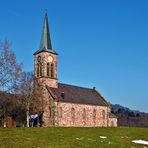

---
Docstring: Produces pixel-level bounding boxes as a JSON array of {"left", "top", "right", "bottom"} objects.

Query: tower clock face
[
  {"left": 37, "top": 56, "right": 41, "bottom": 62},
  {"left": 48, "top": 56, "right": 53, "bottom": 62}
]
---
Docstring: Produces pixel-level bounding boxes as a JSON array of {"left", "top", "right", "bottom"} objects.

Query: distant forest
[{"left": 111, "top": 104, "right": 148, "bottom": 127}]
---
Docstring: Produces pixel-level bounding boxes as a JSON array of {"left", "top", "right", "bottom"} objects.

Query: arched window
[
  {"left": 47, "top": 63, "right": 49, "bottom": 76},
  {"left": 37, "top": 63, "right": 39, "bottom": 77},
  {"left": 39, "top": 63, "right": 42, "bottom": 77},
  {"left": 59, "top": 107, "right": 62, "bottom": 118},
  {"left": 51, "top": 63, "right": 54, "bottom": 78},
  {"left": 102, "top": 110, "right": 105, "bottom": 120},
  {"left": 71, "top": 108, "right": 75, "bottom": 123},
  {"left": 93, "top": 109, "right": 96, "bottom": 120},
  {"left": 82, "top": 108, "right": 86, "bottom": 120}
]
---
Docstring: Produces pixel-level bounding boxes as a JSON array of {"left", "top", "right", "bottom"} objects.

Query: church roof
[
  {"left": 33, "top": 48, "right": 58, "bottom": 55},
  {"left": 48, "top": 83, "right": 109, "bottom": 106},
  {"left": 40, "top": 12, "right": 52, "bottom": 50},
  {"left": 109, "top": 113, "right": 117, "bottom": 118},
  {"left": 34, "top": 13, "right": 55, "bottom": 55}
]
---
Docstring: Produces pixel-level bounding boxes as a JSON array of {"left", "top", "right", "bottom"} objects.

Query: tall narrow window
[
  {"left": 102, "top": 110, "right": 105, "bottom": 120},
  {"left": 59, "top": 107, "right": 62, "bottom": 118},
  {"left": 82, "top": 108, "right": 86, "bottom": 120},
  {"left": 51, "top": 63, "right": 54, "bottom": 78},
  {"left": 47, "top": 63, "right": 49, "bottom": 76},
  {"left": 82, "top": 108, "right": 86, "bottom": 125},
  {"left": 37, "top": 63, "right": 39, "bottom": 77},
  {"left": 39, "top": 63, "right": 42, "bottom": 77},
  {"left": 71, "top": 108, "right": 75, "bottom": 123},
  {"left": 93, "top": 109, "right": 96, "bottom": 123}
]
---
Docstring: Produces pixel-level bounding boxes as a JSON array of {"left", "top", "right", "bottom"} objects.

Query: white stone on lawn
[
  {"left": 76, "top": 137, "right": 83, "bottom": 140},
  {"left": 132, "top": 140, "right": 148, "bottom": 145},
  {"left": 100, "top": 136, "right": 107, "bottom": 139}
]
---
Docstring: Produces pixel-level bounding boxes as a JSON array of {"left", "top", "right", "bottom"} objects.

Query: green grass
[{"left": 0, "top": 127, "right": 148, "bottom": 148}]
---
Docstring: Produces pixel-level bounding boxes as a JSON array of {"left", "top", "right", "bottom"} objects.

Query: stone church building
[{"left": 34, "top": 13, "right": 117, "bottom": 127}]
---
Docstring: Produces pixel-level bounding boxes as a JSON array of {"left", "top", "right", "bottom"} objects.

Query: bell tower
[{"left": 34, "top": 13, "right": 58, "bottom": 88}]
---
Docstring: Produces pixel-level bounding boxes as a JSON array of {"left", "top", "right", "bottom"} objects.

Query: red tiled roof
[{"left": 48, "top": 83, "right": 109, "bottom": 106}]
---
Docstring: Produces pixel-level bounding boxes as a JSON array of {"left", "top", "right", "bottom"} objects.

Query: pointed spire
[{"left": 40, "top": 12, "right": 52, "bottom": 50}]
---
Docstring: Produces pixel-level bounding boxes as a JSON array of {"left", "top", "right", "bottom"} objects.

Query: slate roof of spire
[
  {"left": 47, "top": 83, "right": 109, "bottom": 106},
  {"left": 40, "top": 12, "right": 52, "bottom": 50},
  {"left": 34, "top": 13, "right": 57, "bottom": 55}
]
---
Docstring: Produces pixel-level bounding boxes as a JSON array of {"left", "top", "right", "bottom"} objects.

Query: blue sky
[{"left": 0, "top": 0, "right": 148, "bottom": 112}]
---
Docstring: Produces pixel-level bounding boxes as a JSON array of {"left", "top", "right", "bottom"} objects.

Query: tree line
[{"left": 111, "top": 104, "right": 148, "bottom": 127}]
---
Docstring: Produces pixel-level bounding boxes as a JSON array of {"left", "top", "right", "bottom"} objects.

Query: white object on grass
[
  {"left": 100, "top": 136, "right": 107, "bottom": 139},
  {"left": 76, "top": 137, "right": 84, "bottom": 140},
  {"left": 132, "top": 140, "right": 148, "bottom": 145}
]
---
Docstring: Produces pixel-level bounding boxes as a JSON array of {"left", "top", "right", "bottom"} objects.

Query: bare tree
[
  {"left": 16, "top": 72, "right": 45, "bottom": 127},
  {"left": 0, "top": 39, "right": 22, "bottom": 126},
  {"left": 0, "top": 40, "right": 45, "bottom": 127},
  {"left": 0, "top": 40, "right": 22, "bottom": 92}
]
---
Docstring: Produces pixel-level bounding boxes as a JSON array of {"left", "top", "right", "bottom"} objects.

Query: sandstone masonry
[{"left": 33, "top": 13, "right": 117, "bottom": 127}]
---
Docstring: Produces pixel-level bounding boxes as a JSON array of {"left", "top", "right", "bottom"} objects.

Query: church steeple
[
  {"left": 34, "top": 13, "right": 58, "bottom": 88},
  {"left": 40, "top": 12, "right": 52, "bottom": 51}
]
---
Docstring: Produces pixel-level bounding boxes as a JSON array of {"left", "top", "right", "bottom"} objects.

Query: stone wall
[
  {"left": 42, "top": 87, "right": 56, "bottom": 127},
  {"left": 108, "top": 118, "right": 118, "bottom": 127},
  {"left": 40, "top": 86, "right": 114, "bottom": 127},
  {"left": 34, "top": 51, "right": 58, "bottom": 88},
  {"left": 54, "top": 102, "right": 111, "bottom": 127},
  {"left": 41, "top": 95, "right": 118, "bottom": 127}
]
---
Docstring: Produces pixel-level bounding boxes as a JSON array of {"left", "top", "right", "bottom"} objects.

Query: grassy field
[{"left": 0, "top": 127, "right": 148, "bottom": 148}]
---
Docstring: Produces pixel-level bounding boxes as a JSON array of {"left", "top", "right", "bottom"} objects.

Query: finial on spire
[{"left": 39, "top": 12, "right": 52, "bottom": 51}]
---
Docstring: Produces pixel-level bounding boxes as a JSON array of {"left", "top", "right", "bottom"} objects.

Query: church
[{"left": 34, "top": 13, "right": 117, "bottom": 127}]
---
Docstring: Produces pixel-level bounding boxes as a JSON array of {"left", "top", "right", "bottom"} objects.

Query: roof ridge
[{"left": 59, "top": 83, "right": 94, "bottom": 90}]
